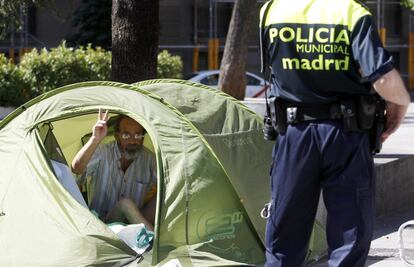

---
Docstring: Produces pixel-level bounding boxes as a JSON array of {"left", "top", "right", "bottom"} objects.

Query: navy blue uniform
[{"left": 259, "top": 0, "right": 393, "bottom": 266}]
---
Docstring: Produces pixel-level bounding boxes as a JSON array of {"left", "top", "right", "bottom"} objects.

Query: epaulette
[{"left": 353, "top": 0, "right": 370, "bottom": 12}]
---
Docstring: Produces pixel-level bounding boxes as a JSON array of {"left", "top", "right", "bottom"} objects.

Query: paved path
[
  {"left": 367, "top": 208, "right": 414, "bottom": 266},
  {"left": 310, "top": 208, "right": 414, "bottom": 267},
  {"left": 366, "top": 101, "right": 414, "bottom": 267},
  {"left": 310, "top": 102, "right": 414, "bottom": 267},
  {"left": 376, "top": 103, "right": 414, "bottom": 164},
  {"left": 243, "top": 98, "right": 414, "bottom": 266}
]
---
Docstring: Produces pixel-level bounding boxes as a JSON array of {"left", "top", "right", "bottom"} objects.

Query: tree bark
[
  {"left": 111, "top": 0, "right": 159, "bottom": 83},
  {"left": 218, "top": 0, "right": 257, "bottom": 100}
]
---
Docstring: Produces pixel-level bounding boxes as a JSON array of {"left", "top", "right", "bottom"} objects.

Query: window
[
  {"left": 246, "top": 74, "right": 261, "bottom": 86},
  {"left": 200, "top": 74, "right": 219, "bottom": 86}
]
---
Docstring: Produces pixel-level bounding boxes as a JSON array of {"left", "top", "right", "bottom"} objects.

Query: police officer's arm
[
  {"left": 374, "top": 69, "right": 410, "bottom": 106},
  {"left": 373, "top": 69, "right": 410, "bottom": 142},
  {"left": 71, "top": 109, "right": 109, "bottom": 175}
]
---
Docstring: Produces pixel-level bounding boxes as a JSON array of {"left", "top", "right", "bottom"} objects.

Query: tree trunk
[
  {"left": 218, "top": 0, "right": 257, "bottom": 100},
  {"left": 111, "top": 0, "right": 159, "bottom": 83}
]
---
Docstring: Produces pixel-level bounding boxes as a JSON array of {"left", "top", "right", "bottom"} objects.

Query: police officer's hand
[
  {"left": 381, "top": 102, "right": 408, "bottom": 143},
  {"left": 92, "top": 108, "right": 109, "bottom": 142}
]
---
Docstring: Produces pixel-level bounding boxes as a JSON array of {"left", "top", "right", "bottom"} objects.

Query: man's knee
[{"left": 118, "top": 197, "right": 136, "bottom": 211}]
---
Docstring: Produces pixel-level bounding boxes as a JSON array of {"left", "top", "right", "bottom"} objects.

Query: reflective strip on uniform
[{"left": 260, "top": 0, "right": 371, "bottom": 32}]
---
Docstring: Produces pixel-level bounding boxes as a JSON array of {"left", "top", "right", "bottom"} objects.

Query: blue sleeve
[{"left": 351, "top": 15, "right": 394, "bottom": 83}]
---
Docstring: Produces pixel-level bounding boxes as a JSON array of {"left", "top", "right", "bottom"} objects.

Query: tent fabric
[
  {"left": 134, "top": 79, "right": 273, "bottom": 242},
  {"left": 51, "top": 160, "right": 88, "bottom": 209},
  {"left": 0, "top": 80, "right": 325, "bottom": 266},
  {"left": 0, "top": 110, "right": 136, "bottom": 266},
  {"left": 0, "top": 81, "right": 269, "bottom": 266}
]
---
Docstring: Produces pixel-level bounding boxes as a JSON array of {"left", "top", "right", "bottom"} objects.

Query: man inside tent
[{"left": 71, "top": 109, "right": 157, "bottom": 231}]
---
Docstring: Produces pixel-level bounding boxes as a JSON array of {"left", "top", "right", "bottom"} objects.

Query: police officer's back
[{"left": 259, "top": 0, "right": 410, "bottom": 266}]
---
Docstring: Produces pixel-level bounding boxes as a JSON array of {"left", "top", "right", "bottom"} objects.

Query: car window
[
  {"left": 184, "top": 73, "right": 199, "bottom": 80},
  {"left": 246, "top": 74, "right": 261, "bottom": 86},
  {"left": 200, "top": 74, "right": 219, "bottom": 86}
]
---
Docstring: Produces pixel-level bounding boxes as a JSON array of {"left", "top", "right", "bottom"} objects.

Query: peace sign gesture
[{"left": 92, "top": 108, "right": 109, "bottom": 142}]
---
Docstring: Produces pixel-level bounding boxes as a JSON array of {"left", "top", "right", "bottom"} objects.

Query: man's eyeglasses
[{"left": 119, "top": 132, "right": 145, "bottom": 140}]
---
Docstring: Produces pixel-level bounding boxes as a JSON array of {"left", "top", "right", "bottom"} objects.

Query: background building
[{"left": 0, "top": 0, "right": 413, "bottom": 89}]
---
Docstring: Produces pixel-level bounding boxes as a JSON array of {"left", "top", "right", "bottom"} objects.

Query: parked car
[{"left": 186, "top": 70, "right": 268, "bottom": 98}]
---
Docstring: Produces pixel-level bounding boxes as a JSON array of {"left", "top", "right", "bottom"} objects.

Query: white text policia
[{"left": 268, "top": 26, "right": 351, "bottom": 71}]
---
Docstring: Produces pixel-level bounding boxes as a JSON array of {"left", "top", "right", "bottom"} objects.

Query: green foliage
[
  {"left": 0, "top": 44, "right": 183, "bottom": 106},
  {"left": 69, "top": 0, "right": 111, "bottom": 49},
  {"left": 401, "top": 0, "right": 414, "bottom": 10},
  {"left": 157, "top": 50, "right": 183, "bottom": 79},
  {"left": 0, "top": 0, "right": 51, "bottom": 37},
  {"left": 0, "top": 54, "right": 30, "bottom": 106},
  {"left": 0, "top": 1, "right": 27, "bottom": 37},
  {"left": 19, "top": 42, "right": 111, "bottom": 96}
]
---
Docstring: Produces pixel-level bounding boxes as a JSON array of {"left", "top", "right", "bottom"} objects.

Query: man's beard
[{"left": 119, "top": 144, "right": 142, "bottom": 160}]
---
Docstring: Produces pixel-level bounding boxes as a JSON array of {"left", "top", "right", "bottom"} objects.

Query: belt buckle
[{"left": 286, "top": 107, "right": 298, "bottom": 123}]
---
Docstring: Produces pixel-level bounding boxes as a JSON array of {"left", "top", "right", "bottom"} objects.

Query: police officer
[{"left": 259, "top": 0, "right": 410, "bottom": 266}]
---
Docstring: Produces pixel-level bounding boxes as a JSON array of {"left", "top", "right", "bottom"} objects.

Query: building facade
[{"left": 0, "top": 0, "right": 413, "bottom": 88}]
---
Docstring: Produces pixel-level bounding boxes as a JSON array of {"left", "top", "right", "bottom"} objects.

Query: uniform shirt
[
  {"left": 260, "top": 0, "right": 394, "bottom": 104},
  {"left": 84, "top": 142, "right": 157, "bottom": 219}
]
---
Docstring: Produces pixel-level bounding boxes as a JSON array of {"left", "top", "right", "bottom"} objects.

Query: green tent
[{"left": 0, "top": 80, "right": 325, "bottom": 266}]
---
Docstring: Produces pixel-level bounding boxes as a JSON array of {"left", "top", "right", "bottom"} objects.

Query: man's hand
[
  {"left": 92, "top": 108, "right": 109, "bottom": 142},
  {"left": 381, "top": 103, "right": 408, "bottom": 143},
  {"left": 71, "top": 108, "right": 109, "bottom": 175}
]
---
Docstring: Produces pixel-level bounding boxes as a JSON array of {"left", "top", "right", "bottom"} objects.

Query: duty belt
[
  {"left": 269, "top": 98, "right": 361, "bottom": 135},
  {"left": 285, "top": 103, "right": 343, "bottom": 124},
  {"left": 265, "top": 96, "right": 386, "bottom": 154}
]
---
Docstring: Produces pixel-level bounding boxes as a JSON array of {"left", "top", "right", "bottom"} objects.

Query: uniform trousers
[{"left": 265, "top": 120, "right": 375, "bottom": 267}]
